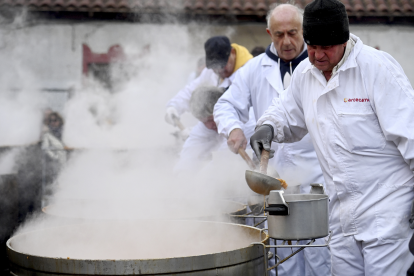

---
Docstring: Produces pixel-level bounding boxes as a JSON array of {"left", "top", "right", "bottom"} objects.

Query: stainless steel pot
[
  {"left": 265, "top": 183, "right": 329, "bottom": 240},
  {"left": 7, "top": 220, "right": 268, "bottom": 275}
]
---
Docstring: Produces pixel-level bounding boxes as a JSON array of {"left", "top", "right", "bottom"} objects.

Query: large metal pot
[
  {"left": 0, "top": 174, "right": 18, "bottom": 243},
  {"left": 7, "top": 220, "right": 268, "bottom": 275},
  {"left": 0, "top": 144, "right": 43, "bottom": 222},
  {"left": 0, "top": 173, "right": 18, "bottom": 273},
  {"left": 265, "top": 183, "right": 329, "bottom": 240}
]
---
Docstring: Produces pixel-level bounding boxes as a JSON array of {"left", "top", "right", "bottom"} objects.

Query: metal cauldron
[
  {"left": 265, "top": 183, "right": 329, "bottom": 240},
  {"left": 7, "top": 220, "right": 268, "bottom": 275},
  {"left": 0, "top": 173, "right": 18, "bottom": 273}
]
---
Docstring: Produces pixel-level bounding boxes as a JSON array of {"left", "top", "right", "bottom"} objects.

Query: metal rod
[
  {"left": 269, "top": 231, "right": 332, "bottom": 248},
  {"left": 264, "top": 231, "right": 332, "bottom": 273},
  {"left": 230, "top": 214, "right": 267, "bottom": 218},
  {"left": 267, "top": 241, "right": 309, "bottom": 271},
  {"left": 254, "top": 218, "right": 267, "bottom": 227},
  {"left": 269, "top": 243, "right": 327, "bottom": 248},
  {"left": 230, "top": 211, "right": 254, "bottom": 217},
  {"left": 251, "top": 242, "right": 268, "bottom": 276}
]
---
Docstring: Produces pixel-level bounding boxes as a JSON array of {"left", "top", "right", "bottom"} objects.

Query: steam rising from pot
[{"left": 2, "top": 18, "right": 258, "bottom": 259}]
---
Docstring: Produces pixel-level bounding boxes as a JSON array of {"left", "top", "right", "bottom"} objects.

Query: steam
[
  {"left": 11, "top": 221, "right": 261, "bottom": 259},
  {"left": 0, "top": 148, "right": 20, "bottom": 175},
  {"left": 2, "top": 15, "right": 260, "bottom": 262},
  {"left": 0, "top": 91, "right": 44, "bottom": 147}
]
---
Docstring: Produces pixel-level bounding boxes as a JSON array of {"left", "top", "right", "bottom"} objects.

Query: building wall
[{"left": 0, "top": 21, "right": 413, "bottom": 112}]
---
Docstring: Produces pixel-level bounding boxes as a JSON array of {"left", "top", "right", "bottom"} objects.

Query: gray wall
[{"left": 0, "top": 21, "right": 413, "bottom": 112}]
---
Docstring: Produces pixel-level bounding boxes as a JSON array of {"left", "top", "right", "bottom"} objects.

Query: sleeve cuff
[{"left": 227, "top": 125, "right": 244, "bottom": 137}]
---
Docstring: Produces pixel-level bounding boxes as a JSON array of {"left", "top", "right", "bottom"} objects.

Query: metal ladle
[
  {"left": 237, "top": 148, "right": 256, "bottom": 170},
  {"left": 245, "top": 150, "right": 288, "bottom": 195},
  {"left": 172, "top": 116, "right": 186, "bottom": 131}
]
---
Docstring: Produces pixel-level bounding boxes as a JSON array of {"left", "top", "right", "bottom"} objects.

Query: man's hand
[
  {"left": 179, "top": 128, "right": 191, "bottom": 141},
  {"left": 250, "top": 124, "right": 275, "bottom": 160},
  {"left": 165, "top": 106, "right": 179, "bottom": 126},
  {"left": 227, "top": 128, "right": 247, "bottom": 154}
]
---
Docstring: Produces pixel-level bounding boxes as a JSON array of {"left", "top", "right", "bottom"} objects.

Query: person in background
[
  {"left": 45, "top": 112, "right": 64, "bottom": 140},
  {"left": 186, "top": 56, "right": 206, "bottom": 84},
  {"left": 409, "top": 236, "right": 414, "bottom": 275},
  {"left": 214, "top": 3, "right": 330, "bottom": 275},
  {"left": 42, "top": 112, "right": 66, "bottom": 195},
  {"left": 165, "top": 36, "right": 253, "bottom": 134},
  {"left": 251, "top": 46, "right": 266, "bottom": 57},
  {"left": 250, "top": 0, "right": 414, "bottom": 274},
  {"left": 174, "top": 85, "right": 256, "bottom": 173}
]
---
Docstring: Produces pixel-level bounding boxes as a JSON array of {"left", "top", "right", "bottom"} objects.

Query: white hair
[
  {"left": 266, "top": 1, "right": 304, "bottom": 28},
  {"left": 190, "top": 86, "right": 225, "bottom": 120}
]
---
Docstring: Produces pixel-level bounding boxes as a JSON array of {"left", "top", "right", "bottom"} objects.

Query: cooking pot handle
[
  {"left": 310, "top": 183, "right": 325, "bottom": 195},
  {"left": 264, "top": 204, "right": 289, "bottom": 216}
]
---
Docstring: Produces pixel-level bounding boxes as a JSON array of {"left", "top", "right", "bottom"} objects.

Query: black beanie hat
[{"left": 303, "top": 0, "right": 349, "bottom": 46}]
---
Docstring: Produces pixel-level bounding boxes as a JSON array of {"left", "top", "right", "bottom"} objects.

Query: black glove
[
  {"left": 250, "top": 124, "right": 275, "bottom": 161},
  {"left": 409, "top": 200, "right": 414, "bottom": 229}
]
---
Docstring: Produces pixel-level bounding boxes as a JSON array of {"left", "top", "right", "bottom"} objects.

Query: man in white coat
[
  {"left": 251, "top": 0, "right": 414, "bottom": 274},
  {"left": 174, "top": 85, "right": 256, "bottom": 173},
  {"left": 173, "top": 37, "right": 255, "bottom": 173},
  {"left": 165, "top": 36, "right": 252, "bottom": 130},
  {"left": 213, "top": 4, "right": 330, "bottom": 276}
]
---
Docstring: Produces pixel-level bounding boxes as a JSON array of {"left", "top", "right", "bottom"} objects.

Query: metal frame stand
[
  {"left": 252, "top": 230, "right": 332, "bottom": 276},
  {"left": 231, "top": 203, "right": 332, "bottom": 276}
]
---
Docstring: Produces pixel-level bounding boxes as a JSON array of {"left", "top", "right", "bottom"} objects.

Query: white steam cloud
[{"left": 3, "top": 17, "right": 261, "bottom": 262}]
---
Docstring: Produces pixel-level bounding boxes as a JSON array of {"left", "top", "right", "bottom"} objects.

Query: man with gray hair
[
  {"left": 174, "top": 85, "right": 255, "bottom": 173},
  {"left": 214, "top": 2, "right": 331, "bottom": 275}
]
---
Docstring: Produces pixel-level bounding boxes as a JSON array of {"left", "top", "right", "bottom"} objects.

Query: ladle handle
[
  {"left": 172, "top": 116, "right": 186, "bottom": 131},
  {"left": 260, "top": 150, "right": 270, "bottom": 174},
  {"left": 238, "top": 148, "right": 256, "bottom": 170}
]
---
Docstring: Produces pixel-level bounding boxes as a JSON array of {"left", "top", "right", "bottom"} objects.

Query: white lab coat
[
  {"left": 175, "top": 109, "right": 256, "bottom": 174},
  {"left": 214, "top": 52, "right": 330, "bottom": 276},
  {"left": 258, "top": 33, "right": 414, "bottom": 275},
  {"left": 214, "top": 51, "right": 326, "bottom": 190},
  {"left": 167, "top": 67, "right": 219, "bottom": 115},
  {"left": 174, "top": 66, "right": 256, "bottom": 173}
]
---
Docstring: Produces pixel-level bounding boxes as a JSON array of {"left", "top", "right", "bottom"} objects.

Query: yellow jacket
[{"left": 231, "top": 43, "right": 253, "bottom": 74}]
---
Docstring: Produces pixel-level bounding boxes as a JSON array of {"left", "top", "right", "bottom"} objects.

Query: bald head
[
  {"left": 266, "top": 3, "right": 305, "bottom": 62},
  {"left": 267, "top": 4, "right": 303, "bottom": 28}
]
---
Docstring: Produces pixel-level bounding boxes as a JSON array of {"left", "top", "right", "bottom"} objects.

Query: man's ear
[{"left": 266, "top": 28, "right": 271, "bottom": 37}]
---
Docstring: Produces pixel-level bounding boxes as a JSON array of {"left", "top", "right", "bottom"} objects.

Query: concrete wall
[{"left": 0, "top": 21, "right": 413, "bottom": 112}]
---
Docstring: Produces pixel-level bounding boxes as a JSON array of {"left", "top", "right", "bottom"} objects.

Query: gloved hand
[
  {"left": 250, "top": 124, "right": 275, "bottom": 161},
  {"left": 409, "top": 200, "right": 414, "bottom": 229},
  {"left": 165, "top": 106, "right": 180, "bottom": 126}
]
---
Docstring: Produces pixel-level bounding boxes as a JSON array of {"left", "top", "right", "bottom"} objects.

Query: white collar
[{"left": 331, "top": 36, "right": 356, "bottom": 75}]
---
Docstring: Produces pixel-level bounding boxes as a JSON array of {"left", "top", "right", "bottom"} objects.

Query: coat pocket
[
  {"left": 375, "top": 184, "right": 413, "bottom": 242},
  {"left": 337, "top": 112, "right": 386, "bottom": 152}
]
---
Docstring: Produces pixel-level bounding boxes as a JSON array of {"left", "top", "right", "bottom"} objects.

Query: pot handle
[
  {"left": 264, "top": 204, "right": 289, "bottom": 216},
  {"left": 265, "top": 190, "right": 289, "bottom": 215},
  {"left": 310, "top": 183, "right": 325, "bottom": 195}
]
